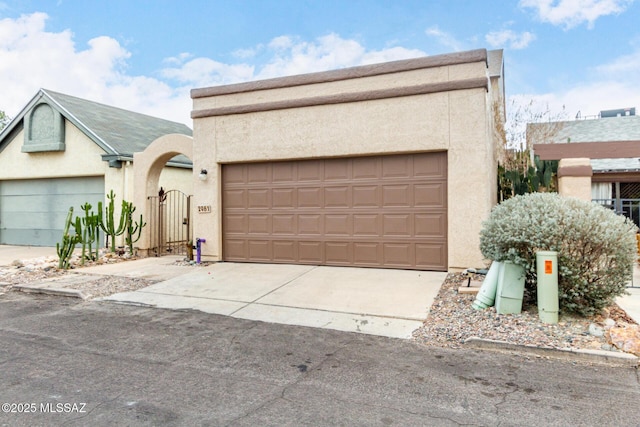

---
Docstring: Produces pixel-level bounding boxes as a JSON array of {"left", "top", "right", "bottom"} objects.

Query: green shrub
[{"left": 480, "top": 193, "right": 638, "bottom": 316}]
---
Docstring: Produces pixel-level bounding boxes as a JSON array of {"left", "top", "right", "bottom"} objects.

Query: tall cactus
[
  {"left": 56, "top": 207, "right": 81, "bottom": 269},
  {"left": 123, "top": 201, "right": 146, "bottom": 255},
  {"left": 80, "top": 203, "right": 100, "bottom": 265},
  {"left": 98, "top": 190, "right": 126, "bottom": 253}
]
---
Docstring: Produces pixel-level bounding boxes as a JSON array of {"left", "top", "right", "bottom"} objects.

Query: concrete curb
[
  {"left": 13, "top": 284, "right": 86, "bottom": 300},
  {"left": 464, "top": 337, "right": 639, "bottom": 367}
]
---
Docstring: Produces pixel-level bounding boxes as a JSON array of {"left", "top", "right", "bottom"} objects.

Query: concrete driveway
[
  {"left": 0, "top": 246, "right": 447, "bottom": 339},
  {"left": 99, "top": 261, "right": 447, "bottom": 339}
]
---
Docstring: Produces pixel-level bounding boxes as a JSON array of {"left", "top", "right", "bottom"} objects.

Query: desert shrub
[{"left": 480, "top": 193, "right": 638, "bottom": 316}]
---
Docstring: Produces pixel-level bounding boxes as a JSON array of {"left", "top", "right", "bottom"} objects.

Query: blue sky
[{"left": 1, "top": 0, "right": 639, "bottom": 126}]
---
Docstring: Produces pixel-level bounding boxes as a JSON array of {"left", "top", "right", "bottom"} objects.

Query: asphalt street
[{"left": 0, "top": 292, "right": 638, "bottom": 427}]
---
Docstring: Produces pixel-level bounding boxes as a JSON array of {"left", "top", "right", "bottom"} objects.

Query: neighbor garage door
[
  {"left": 222, "top": 152, "right": 447, "bottom": 270},
  {"left": 0, "top": 177, "right": 104, "bottom": 246}
]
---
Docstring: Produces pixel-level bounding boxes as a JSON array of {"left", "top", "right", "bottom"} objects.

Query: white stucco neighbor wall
[{"left": 191, "top": 49, "right": 502, "bottom": 269}]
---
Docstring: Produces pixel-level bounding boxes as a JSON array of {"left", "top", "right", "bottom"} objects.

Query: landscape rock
[
  {"left": 588, "top": 323, "right": 605, "bottom": 337},
  {"left": 607, "top": 324, "right": 640, "bottom": 356}
]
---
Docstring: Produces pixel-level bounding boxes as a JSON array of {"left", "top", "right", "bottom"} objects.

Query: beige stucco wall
[
  {"left": 192, "top": 53, "right": 499, "bottom": 269},
  {"left": 0, "top": 122, "right": 107, "bottom": 180},
  {"left": 557, "top": 158, "right": 593, "bottom": 201},
  {"left": 159, "top": 166, "right": 194, "bottom": 195}
]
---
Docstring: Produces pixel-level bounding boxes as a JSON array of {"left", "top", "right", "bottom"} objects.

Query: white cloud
[
  {"left": 163, "top": 52, "right": 193, "bottom": 65},
  {"left": 595, "top": 49, "right": 640, "bottom": 74},
  {"left": 519, "top": 0, "right": 635, "bottom": 29},
  {"left": 511, "top": 52, "right": 640, "bottom": 123},
  {"left": 425, "top": 25, "right": 464, "bottom": 51},
  {"left": 228, "top": 33, "right": 424, "bottom": 81},
  {"left": 232, "top": 45, "right": 262, "bottom": 59},
  {"left": 161, "top": 57, "right": 255, "bottom": 87},
  {"left": 0, "top": 12, "right": 190, "bottom": 124},
  {"left": 486, "top": 30, "right": 536, "bottom": 49},
  {"left": 0, "top": 15, "right": 427, "bottom": 126}
]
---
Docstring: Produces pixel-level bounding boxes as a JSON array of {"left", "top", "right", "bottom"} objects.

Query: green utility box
[
  {"left": 495, "top": 261, "right": 525, "bottom": 314},
  {"left": 536, "top": 251, "right": 559, "bottom": 324}
]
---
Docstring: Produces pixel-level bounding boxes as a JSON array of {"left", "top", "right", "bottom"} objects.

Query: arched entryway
[{"left": 133, "top": 133, "right": 194, "bottom": 256}]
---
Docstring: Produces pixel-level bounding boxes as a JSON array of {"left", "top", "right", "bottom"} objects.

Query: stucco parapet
[
  {"left": 192, "top": 78, "right": 488, "bottom": 119},
  {"left": 191, "top": 49, "right": 488, "bottom": 99}
]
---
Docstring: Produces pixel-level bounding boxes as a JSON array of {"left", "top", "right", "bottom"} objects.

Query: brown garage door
[{"left": 222, "top": 152, "right": 447, "bottom": 270}]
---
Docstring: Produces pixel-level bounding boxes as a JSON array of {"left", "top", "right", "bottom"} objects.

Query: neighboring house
[
  {"left": 158, "top": 48, "right": 503, "bottom": 271},
  {"left": 0, "top": 89, "right": 193, "bottom": 246},
  {"left": 530, "top": 107, "right": 640, "bottom": 226}
]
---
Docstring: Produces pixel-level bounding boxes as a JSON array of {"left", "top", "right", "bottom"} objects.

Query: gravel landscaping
[{"left": 412, "top": 272, "right": 638, "bottom": 355}]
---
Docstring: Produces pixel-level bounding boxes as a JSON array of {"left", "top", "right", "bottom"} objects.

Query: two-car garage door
[
  {"left": 222, "top": 152, "right": 447, "bottom": 271},
  {"left": 0, "top": 177, "right": 104, "bottom": 247}
]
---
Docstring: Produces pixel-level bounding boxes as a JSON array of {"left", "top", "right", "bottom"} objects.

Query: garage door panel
[
  {"left": 298, "top": 215, "right": 322, "bottom": 235},
  {"left": 273, "top": 215, "right": 296, "bottom": 235},
  {"left": 247, "top": 215, "right": 269, "bottom": 234},
  {"left": 324, "top": 159, "right": 349, "bottom": 181},
  {"left": 414, "top": 153, "right": 447, "bottom": 177},
  {"left": 415, "top": 213, "right": 447, "bottom": 238},
  {"left": 298, "top": 241, "right": 322, "bottom": 263},
  {"left": 383, "top": 243, "right": 412, "bottom": 267},
  {"left": 247, "top": 163, "right": 270, "bottom": 184},
  {"left": 325, "top": 214, "right": 351, "bottom": 236},
  {"left": 248, "top": 240, "right": 270, "bottom": 260},
  {"left": 273, "top": 241, "right": 296, "bottom": 261},
  {"left": 416, "top": 244, "right": 447, "bottom": 269},
  {"left": 383, "top": 214, "right": 412, "bottom": 237},
  {"left": 1, "top": 211, "right": 66, "bottom": 229},
  {"left": 247, "top": 189, "right": 269, "bottom": 209},
  {"left": 223, "top": 189, "right": 246, "bottom": 209},
  {"left": 298, "top": 188, "right": 322, "bottom": 208},
  {"left": 273, "top": 188, "right": 295, "bottom": 208},
  {"left": 298, "top": 162, "right": 321, "bottom": 181},
  {"left": 222, "top": 165, "right": 245, "bottom": 184},
  {"left": 353, "top": 185, "right": 379, "bottom": 208},
  {"left": 272, "top": 162, "right": 296, "bottom": 182},
  {"left": 224, "top": 239, "right": 247, "bottom": 260},
  {"left": 324, "top": 186, "right": 350, "bottom": 208},
  {"left": 353, "top": 214, "right": 380, "bottom": 236},
  {"left": 0, "top": 177, "right": 104, "bottom": 246},
  {"left": 415, "top": 183, "right": 446, "bottom": 207},
  {"left": 326, "top": 242, "right": 351, "bottom": 264},
  {"left": 353, "top": 242, "right": 381, "bottom": 265},
  {"left": 352, "top": 157, "right": 379, "bottom": 179},
  {"left": 224, "top": 214, "right": 246, "bottom": 234},
  {"left": 382, "top": 156, "right": 411, "bottom": 179},
  {"left": 222, "top": 152, "right": 447, "bottom": 270},
  {"left": 382, "top": 184, "right": 412, "bottom": 207}
]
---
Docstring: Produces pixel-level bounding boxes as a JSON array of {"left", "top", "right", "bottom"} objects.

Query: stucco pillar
[
  {"left": 557, "top": 158, "right": 592, "bottom": 201},
  {"left": 132, "top": 134, "right": 193, "bottom": 256}
]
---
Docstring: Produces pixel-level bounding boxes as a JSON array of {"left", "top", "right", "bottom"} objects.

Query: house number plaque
[{"left": 197, "top": 205, "right": 212, "bottom": 213}]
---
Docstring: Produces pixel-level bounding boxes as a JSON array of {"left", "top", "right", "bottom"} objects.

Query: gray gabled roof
[
  {"left": 0, "top": 89, "right": 192, "bottom": 166},
  {"left": 529, "top": 114, "right": 640, "bottom": 173},
  {"left": 559, "top": 115, "right": 640, "bottom": 173},
  {"left": 548, "top": 115, "right": 640, "bottom": 143}
]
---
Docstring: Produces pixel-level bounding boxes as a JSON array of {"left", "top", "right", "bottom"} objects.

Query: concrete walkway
[{"left": 97, "top": 261, "right": 447, "bottom": 339}]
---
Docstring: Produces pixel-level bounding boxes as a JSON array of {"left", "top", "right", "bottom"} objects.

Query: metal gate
[{"left": 148, "top": 188, "right": 193, "bottom": 256}]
